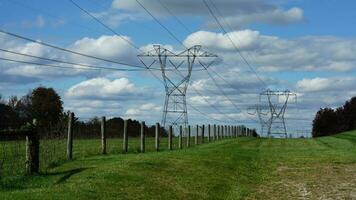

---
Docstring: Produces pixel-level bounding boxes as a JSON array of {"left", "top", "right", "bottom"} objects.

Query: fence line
[{"left": 0, "top": 112, "right": 256, "bottom": 178}]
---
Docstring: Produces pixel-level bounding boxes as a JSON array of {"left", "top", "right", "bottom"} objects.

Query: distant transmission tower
[
  {"left": 249, "top": 89, "right": 297, "bottom": 138},
  {"left": 138, "top": 45, "right": 217, "bottom": 129}
]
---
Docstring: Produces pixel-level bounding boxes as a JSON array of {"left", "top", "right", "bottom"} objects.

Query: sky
[{"left": 1, "top": 0, "right": 356, "bottom": 137}]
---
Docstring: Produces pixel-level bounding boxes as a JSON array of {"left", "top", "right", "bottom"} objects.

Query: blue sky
[{"left": 1, "top": 0, "right": 356, "bottom": 137}]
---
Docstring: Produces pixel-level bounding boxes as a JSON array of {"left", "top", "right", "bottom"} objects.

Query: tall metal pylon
[
  {"left": 248, "top": 89, "right": 297, "bottom": 138},
  {"left": 138, "top": 45, "right": 218, "bottom": 130}
]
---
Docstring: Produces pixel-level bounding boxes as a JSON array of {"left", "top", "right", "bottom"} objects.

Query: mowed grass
[
  {"left": 0, "top": 137, "right": 184, "bottom": 176},
  {"left": 1, "top": 131, "right": 356, "bottom": 199}
]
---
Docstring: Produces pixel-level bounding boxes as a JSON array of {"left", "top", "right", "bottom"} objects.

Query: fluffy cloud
[
  {"left": 296, "top": 77, "right": 331, "bottom": 92},
  {"left": 297, "top": 77, "right": 356, "bottom": 93},
  {"left": 125, "top": 103, "right": 161, "bottom": 116},
  {"left": 0, "top": 34, "right": 141, "bottom": 82},
  {"left": 183, "top": 30, "right": 356, "bottom": 72},
  {"left": 66, "top": 77, "right": 143, "bottom": 100},
  {"left": 69, "top": 35, "right": 138, "bottom": 64},
  {"left": 109, "top": 0, "right": 303, "bottom": 27},
  {"left": 184, "top": 30, "right": 259, "bottom": 51}
]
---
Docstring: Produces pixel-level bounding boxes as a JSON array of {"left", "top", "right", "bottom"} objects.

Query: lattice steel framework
[
  {"left": 138, "top": 45, "right": 217, "bottom": 129},
  {"left": 249, "top": 89, "right": 297, "bottom": 138}
]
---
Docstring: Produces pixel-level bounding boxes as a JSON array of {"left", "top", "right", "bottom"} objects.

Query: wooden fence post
[
  {"left": 228, "top": 126, "right": 230, "bottom": 138},
  {"left": 208, "top": 124, "right": 211, "bottom": 142},
  {"left": 179, "top": 125, "right": 183, "bottom": 149},
  {"left": 221, "top": 125, "right": 224, "bottom": 139},
  {"left": 201, "top": 125, "right": 205, "bottom": 144},
  {"left": 155, "top": 123, "right": 160, "bottom": 151},
  {"left": 229, "top": 126, "right": 234, "bottom": 138},
  {"left": 224, "top": 125, "right": 227, "bottom": 139},
  {"left": 123, "top": 120, "right": 128, "bottom": 153},
  {"left": 225, "top": 125, "right": 228, "bottom": 139},
  {"left": 26, "top": 130, "right": 39, "bottom": 175},
  {"left": 232, "top": 126, "right": 234, "bottom": 138},
  {"left": 140, "top": 121, "right": 145, "bottom": 153},
  {"left": 101, "top": 116, "right": 106, "bottom": 154},
  {"left": 213, "top": 124, "right": 216, "bottom": 141},
  {"left": 195, "top": 125, "right": 199, "bottom": 145},
  {"left": 66, "top": 112, "right": 74, "bottom": 160},
  {"left": 168, "top": 125, "right": 173, "bottom": 150},
  {"left": 225, "top": 125, "right": 229, "bottom": 138},
  {"left": 187, "top": 125, "right": 191, "bottom": 147},
  {"left": 217, "top": 125, "right": 220, "bottom": 140}
]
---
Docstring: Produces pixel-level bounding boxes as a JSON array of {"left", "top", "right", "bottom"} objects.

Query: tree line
[
  {"left": 312, "top": 96, "right": 356, "bottom": 137},
  {"left": 0, "top": 87, "right": 167, "bottom": 139}
]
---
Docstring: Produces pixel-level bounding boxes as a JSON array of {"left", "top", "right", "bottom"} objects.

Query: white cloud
[
  {"left": 0, "top": 34, "right": 142, "bottom": 82},
  {"left": 297, "top": 77, "right": 356, "bottom": 93},
  {"left": 297, "top": 77, "right": 331, "bottom": 92},
  {"left": 66, "top": 77, "right": 139, "bottom": 99},
  {"left": 69, "top": 35, "right": 138, "bottom": 64},
  {"left": 184, "top": 30, "right": 259, "bottom": 51},
  {"left": 125, "top": 103, "right": 161, "bottom": 116},
  {"left": 183, "top": 31, "right": 356, "bottom": 72}
]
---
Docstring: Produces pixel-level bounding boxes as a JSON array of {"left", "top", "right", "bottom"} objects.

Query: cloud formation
[
  {"left": 66, "top": 77, "right": 144, "bottom": 100},
  {"left": 183, "top": 30, "right": 356, "bottom": 72},
  {"left": 100, "top": 0, "right": 304, "bottom": 28}
]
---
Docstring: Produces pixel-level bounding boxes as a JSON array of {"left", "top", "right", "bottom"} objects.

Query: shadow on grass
[
  {"left": 0, "top": 167, "right": 90, "bottom": 191},
  {"left": 54, "top": 168, "right": 88, "bottom": 184}
]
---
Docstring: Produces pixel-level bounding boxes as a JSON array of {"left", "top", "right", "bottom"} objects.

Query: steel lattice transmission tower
[
  {"left": 138, "top": 45, "right": 218, "bottom": 129},
  {"left": 249, "top": 89, "right": 297, "bottom": 138}
]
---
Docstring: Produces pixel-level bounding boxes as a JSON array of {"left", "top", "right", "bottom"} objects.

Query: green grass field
[{"left": 1, "top": 131, "right": 356, "bottom": 199}]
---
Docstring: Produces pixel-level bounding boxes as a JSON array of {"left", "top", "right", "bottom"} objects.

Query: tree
[
  {"left": 0, "top": 103, "right": 20, "bottom": 130},
  {"left": 342, "top": 97, "right": 356, "bottom": 130},
  {"left": 312, "top": 96, "right": 356, "bottom": 137},
  {"left": 30, "top": 87, "right": 63, "bottom": 130},
  {"left": 312, "top": 108, "right": 338, "bottom": 137},
  {"left": 14, "top": 93, "right": 33, "bottom": 124}
]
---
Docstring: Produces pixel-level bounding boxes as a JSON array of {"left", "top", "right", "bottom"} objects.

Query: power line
[
  {"left": 202, "top": 0, "right": 267, "bottom": 88},
  {"left": 207, "top": 0, "right": 262, "bottom": 70},
  {"left": 154, "top": 0, "right": 252, "bottom": 107},
  {"left": 206, "top": 0, "right": 265, "bottom": 89},
  {"left": 0, "top": 56, "right": 142, "bottom": 72},
  {"left": 135, "top": 0, "right": 241, "bottom": 124},
  {"left": 68, "top": 0, "right": 141, "bottom": 51},
  {"left": 156, "top": 0, "right": 256, "bottom": 97},
  {"left": 67, "top": 0, "right": 232, "bottom": 124},
  {"left": 144, "top": 65, "right": 229, "bottom": 124},
  {"left": 0, "top": 48, "right": 149, "bottom": 71},
  {"left": 157, "top": 7, "right": 248, "bottom": 114},
  {"left": 174, "top": 69, "right": 240, "bottom": 123},
  {"left": 135, "top": 0, "right": 186, "bottom": 48},
  {"left": 0, "top": 29, "right": 146, "bottom": 69},
  {"left": 156, "top": 0, "right": 192, "bottom": 34},
  {"left": 203, "top": 66, "right": 243, "bottom": 110}
]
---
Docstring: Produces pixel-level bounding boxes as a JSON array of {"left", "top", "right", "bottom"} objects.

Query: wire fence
[
  {"left": 0, "top": 113, "right": 254, "bottom": 181},
  {"left": 0, "top": 120, "right": 67, "bottom": 178}
]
